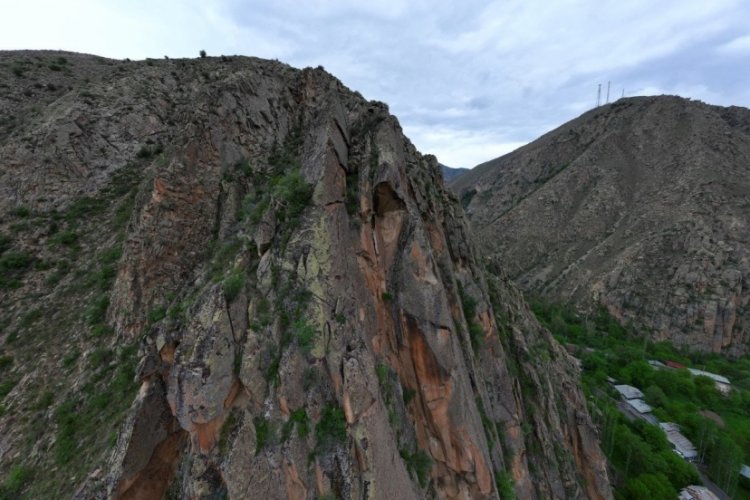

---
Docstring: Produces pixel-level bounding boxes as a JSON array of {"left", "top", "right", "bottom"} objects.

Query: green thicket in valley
[{"left": 531, "top": 301, "right": 750, "bottom": 500}]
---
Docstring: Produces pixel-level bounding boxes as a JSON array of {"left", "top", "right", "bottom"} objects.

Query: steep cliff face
[
  {"left": 0, "top": 51, "right": 609, "bottom": 499},
  {"left": 453, "top": 96, "right": 750, "bottom": 356}
]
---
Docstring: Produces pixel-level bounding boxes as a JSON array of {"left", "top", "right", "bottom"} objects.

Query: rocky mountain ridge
[
  {"left": 453, "top": 96, "right": 750, "bottom": 356},
  {"left": 0, "top": 51, "right": 610, "bottom": 499}
]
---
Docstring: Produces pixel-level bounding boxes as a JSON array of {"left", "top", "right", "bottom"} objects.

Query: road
[{"left": 696, "top": 468, "right": 732, "bottom": 500}]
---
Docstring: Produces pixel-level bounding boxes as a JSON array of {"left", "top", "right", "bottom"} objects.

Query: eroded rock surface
[
  {"left": 0, "top": 51, "right": 610, "bottom": 499},
  {"left": 453, "top": 96, "right": 750, "bottom": 356}
]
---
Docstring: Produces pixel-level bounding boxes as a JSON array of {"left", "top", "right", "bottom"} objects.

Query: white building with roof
[
  {"left": 660, "top": 423, "right": 697, "bottom": 460},
  {"left": 614, "top": 384, "right": 643, "bottom": 400},
  {"left": 648, "top": 360, "right": 667, "bottom": 370},
  {"left": 625, "top": 399, "right": 652, "bottom": 414},
  {"left": 687, "top": 368, "right": 731, "bottom": 395},
  {"left": 678, "top": 485, "right": 719, "bottom": 500}
]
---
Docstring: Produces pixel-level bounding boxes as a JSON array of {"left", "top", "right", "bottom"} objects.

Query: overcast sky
[{"left": 3, "top": 1, "right": 750, "bottom": 168}]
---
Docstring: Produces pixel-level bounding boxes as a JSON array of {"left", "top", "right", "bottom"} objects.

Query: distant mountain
[
  {"left": 440, "top": 163, "right": 469, "bottom": 181},
  {"left": 453, "top": 96, "right": 750, "bottom": 356}
]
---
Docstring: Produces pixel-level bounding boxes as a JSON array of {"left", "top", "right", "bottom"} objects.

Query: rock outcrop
[
  {"left": 0, "top": 51, "right": 610, "bottom": 499},
  {"left": 453, "top": 96, "right": 750, "bottom": 356}
]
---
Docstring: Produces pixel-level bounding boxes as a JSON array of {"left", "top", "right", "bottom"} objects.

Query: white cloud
[
  {"left": 405, "top": 125, "right": 528, "bottom": 168},
  {"left": 718, "top": 34, "right": 750, "bottom": 54},
  {"left": 1, "top": 0, "right": 749, "bottom": 167}
]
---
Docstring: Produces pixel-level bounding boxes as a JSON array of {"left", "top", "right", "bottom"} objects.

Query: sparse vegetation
[
  {"left": 53, "top": 345, "right": 138, "bottom": 468},
  {"left": 400, "top": 448, "right": 432, "bottom": 487},
  {"left": 531, "top": 299, "right": 750, "bottom": 498},
  {"left": 283, "top": 408, "right": 311, "bottom": 440},
  {"left": 293, "top": 319, "right": 316, "bottom": 352},
  {"left": 315, "top": 403, "right": 347, "bottom": 450},
  {"left": 0, "top": 379, "right": 18, "bottom": 400},
  {"left": 50, "top": 229, "right": 78, "bottom": 246},
  {"left": 223, "top": 269, "right": 245, "bottom": 301},
  {"left": 458, "top": 283, "right": 484, "bottom": 349},
  {"left": 218, "top": 409, "right": 240, "bottom": 455},
  {"left": 0, "top": 465, "right": 31, "bottom": 499},
  {"left": 147, "top": 306, "right": 167, "bottom": 325},
  {"left": 495, "top": 470, "right": 516, "bottom": 500},
  {"left": 9, "top": 206, "right": 30, "bottom": 217},
  {"left": 253, "top": 416, "right": 275, "bottom": 454},
  {"left": 84, "top": 296, "right": 109, "bottom": 326}
]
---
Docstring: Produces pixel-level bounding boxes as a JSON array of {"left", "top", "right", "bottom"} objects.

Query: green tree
[{"left": 624, "top": 473, "right": 676, "bottom": 500}]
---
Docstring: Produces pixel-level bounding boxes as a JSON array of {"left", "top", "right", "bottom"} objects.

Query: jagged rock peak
[{"left": 0, "top": 51, "right": 610, "bottom": 499}]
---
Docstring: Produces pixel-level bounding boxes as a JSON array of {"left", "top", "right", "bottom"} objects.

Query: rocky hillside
[
  {"left": 452, "top": 96, "right": 750, "bottom": 356},
  {"left": 0, "top": 51, "right": 610, "bottom": 499},
  {"left": 440, "top": 164, "right": 469, "bottom": 182}
]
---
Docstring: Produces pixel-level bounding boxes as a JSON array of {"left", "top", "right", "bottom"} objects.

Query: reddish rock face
[{"left": 0, "top": 51, "right": 610, "bottom": 499}]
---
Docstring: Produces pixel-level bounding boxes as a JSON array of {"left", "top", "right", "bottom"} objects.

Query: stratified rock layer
[
  {"left": 453, "top": 96, "right": 750, "bottom": 356},
  {"left": 0, "top": 51, "right": 610, "bottom": 499}
]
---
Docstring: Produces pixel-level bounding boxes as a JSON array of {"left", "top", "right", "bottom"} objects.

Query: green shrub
[
  {"left": 65, "top": 196, "right": 107, "bottom": 220},
  {"left": 381, "top": 291, "right": 393, "bottom": 301},
  {"left": 402, "top": 387, "right": 416, "bottom": 406},
  {"left": 10, "top": 62, "right": 25, "bottom": 77},
  {"left": 35, "top": 390, "right": 54, "bottom": 410},
  {"left": 88, "top": 348, "right": 113, "bottom": 369},
  {"left": 271, "top": 169, "right": 312, "bottom": 227},
  {"left": 62, "top": 349, "right": 79, "bottom": 368},
  {"left": 293, "top": 319, "right": 315, "bottom": 352},
  {"left": 0, "top": 356, "right": 12, "bottom": 370},
  {"left": 0, "top": 234, "right": 11, "bottom": 254},
  {"left": 345, "top": 170, "right": 359, "bottom": 216},
  {"left": 400, "top": 448, "right": 432, "bottom": 487},
  {"left": 242, "top": 194, "right": 269, "bottom": 225},
  {"left": 223, "top": 271, "right": 245, "bottom": 302},
  {"left": 219, "top": 410, "right": 239, "bottom": 455},
  {"left": 9, "top": 206, "right": 30, "bottom": 217},
  {"left": 291, "top": 408, "right": 310, "bottom": 437},
  {"left": 209, "top": 239, "right": 242, "bottom": 280},
  {"left": 375, "top": 363, "right": 390, "bottom": 388},
  {"left": 458, "top": 284, "right": 484, "bottom": 349},
  {"left": 19, "top": 308, "right": 42, "bottom": 328},
  {"left": 54, "top": 400, "right": 77, "bottom": 465},
  {"left": 84, "top": 296, "right": 109, "bottom": 325},
  {"left": 90, "top": 324, "right": 113, "bottom": 337},
  {"left": 495, "top": 470, "right": 515, "bottom": 499},
  {"left": 283, "top": 408, "right": 310, "bottom": 440},
  {"left": 147, "top": 306, "right": 167, "bottom": 325},
  {"left": 0, "top": 251, "right": 32, "bottom": 270},
  {"left": 0, "top": 464, "right": 31, "bottom": 497},
  {"left": 51, "top": 229, "right": 78, "bottom": 246},
  {"left": 254, "top": 416, "right": 275, "bottom": 454},
  {"left": 469, "top": 322, "right": 485, "bottom": 349},
  {"left": 99, "top": 246, "right": 123, "bottom": 265},
  {"left": 315, "top": 403, "right": 347, "bottom": 449},
  {"left": 0, "top": 379, "right": 17, "bottom": 400},
  {"left": 0, "top": 249, "right": 33, "bottom": 287}
]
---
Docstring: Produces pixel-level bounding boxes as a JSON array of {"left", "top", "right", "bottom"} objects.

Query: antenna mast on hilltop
[
  {"left": 596, "top": 83, "right": 601, "bottom": 107},
  {"left": 606, "top": 81, "right": 611, "bottom": 104}
]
